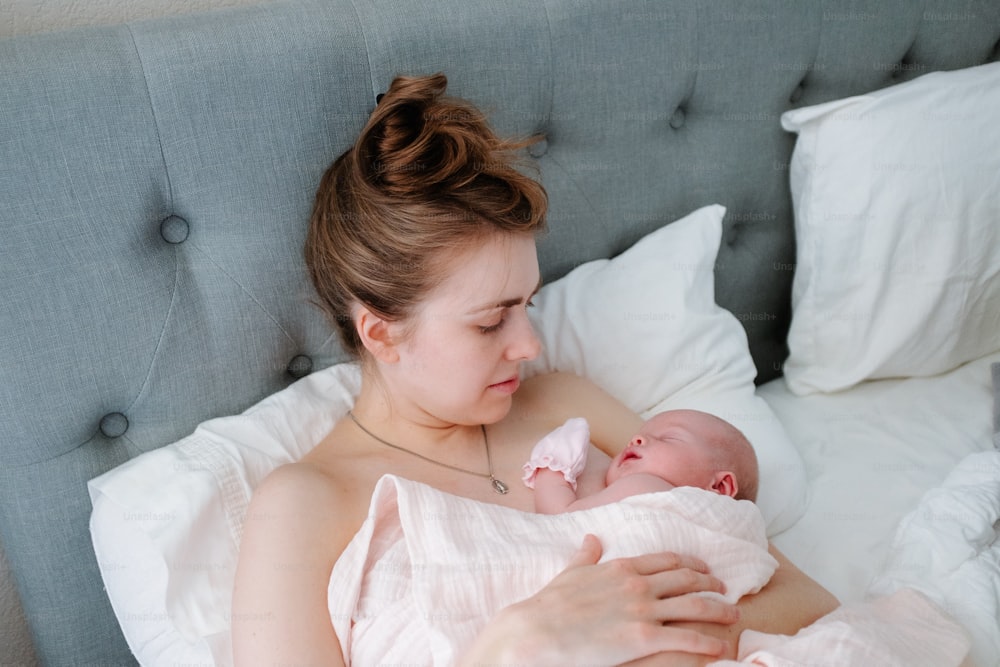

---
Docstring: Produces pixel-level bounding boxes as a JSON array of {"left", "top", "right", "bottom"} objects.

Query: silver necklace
[{"left": 347, "top": 411, "right": 510, "bottom": 494}]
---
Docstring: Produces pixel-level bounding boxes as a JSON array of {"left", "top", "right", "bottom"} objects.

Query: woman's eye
[{"left": 479, "top": 318, "right": 505, "bottom": 334}]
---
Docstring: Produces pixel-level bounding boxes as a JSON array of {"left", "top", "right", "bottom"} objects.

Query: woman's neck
[{"left": 350, "top": 379, "right": 486, "bottom": 460}]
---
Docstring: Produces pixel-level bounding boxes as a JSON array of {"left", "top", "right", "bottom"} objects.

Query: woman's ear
[
  {"left": 711, "top": 471, "right": 738, "bottom": 498},
  {"left": 355, "top": 305, "right": 400, "bottom": 364}
]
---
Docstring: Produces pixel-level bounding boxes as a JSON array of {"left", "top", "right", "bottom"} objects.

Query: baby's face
[{"left": 605, "top": 410, "right": 721, "bottom": 488}]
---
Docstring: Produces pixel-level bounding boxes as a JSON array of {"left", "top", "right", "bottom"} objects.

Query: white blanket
[
  {"left": 720, "top": 449, "right": 1000, "bottom": 667},
  {"left": 712, "top": 588, "right": 968, "bottom": 666},
  {"left": 868, "top": 450, "right": 1000, "bottom": 667},
  {"left": 328, "top": 475, "right": 776, "bottom": 665}
]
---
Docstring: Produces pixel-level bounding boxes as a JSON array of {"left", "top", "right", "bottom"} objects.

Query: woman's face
[{"left": 388, "top": 232, "right": 542, "bottom": 426}]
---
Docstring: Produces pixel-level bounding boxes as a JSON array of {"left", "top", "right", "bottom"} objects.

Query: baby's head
[{"left": 606, "top": 409, "right": 759, "bottom": 502}]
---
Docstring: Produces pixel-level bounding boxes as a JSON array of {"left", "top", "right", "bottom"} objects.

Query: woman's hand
[{"left": 460, "top": 534, "right": 739, "bottom": 666}]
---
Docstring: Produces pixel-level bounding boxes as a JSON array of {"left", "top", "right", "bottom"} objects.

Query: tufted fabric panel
[{"left": 1, "top": 0, "right": 998, "bottom": 663}]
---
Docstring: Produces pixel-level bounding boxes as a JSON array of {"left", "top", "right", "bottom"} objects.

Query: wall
[{"left": 1, "top": 3, "right": 272, "bottom": 666}]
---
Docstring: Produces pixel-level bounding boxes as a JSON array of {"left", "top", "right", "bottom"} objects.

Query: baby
[
  {"left": 521, "top": 415, "right": 971, "bottom": 667},
  {"left": 522, "top": 409, "right": 759, "bottom": 514}
]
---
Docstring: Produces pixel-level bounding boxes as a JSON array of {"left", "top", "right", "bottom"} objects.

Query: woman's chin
[{"left": 476, "top": 395, "right": 515, "bottom": 425}]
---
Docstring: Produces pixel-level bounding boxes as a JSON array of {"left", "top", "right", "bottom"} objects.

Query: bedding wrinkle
[{"left": 992, "top": 362, "right": 1000, "bottom": 447}]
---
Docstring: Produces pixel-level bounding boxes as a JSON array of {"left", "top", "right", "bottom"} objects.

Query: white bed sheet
[{"left": 762, "top": 349, "right": 1000, "bottom": 605}]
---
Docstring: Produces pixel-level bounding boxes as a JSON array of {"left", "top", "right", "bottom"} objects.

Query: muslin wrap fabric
[{"left": 328, "top": 474, "right": 775, "bottom": 665}]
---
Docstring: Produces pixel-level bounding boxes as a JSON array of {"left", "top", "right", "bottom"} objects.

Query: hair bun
[{"left": 360, "top": 73, "right": 502, "bottom": 196}]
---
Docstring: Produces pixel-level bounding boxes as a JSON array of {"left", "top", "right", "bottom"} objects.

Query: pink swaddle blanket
[{"left": 328, "top": 474, "right": 776, "bottom": 665}]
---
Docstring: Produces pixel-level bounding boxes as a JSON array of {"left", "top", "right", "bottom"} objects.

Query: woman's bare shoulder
[
  {"left": 516, "top": 372, "right": 642, "bottom": 454},
  {"left": 244, "top": 444, "right": 378, "bottom": 567},
  {"left": 245, "top": 462, "right": 356, "bottom": 548},
  {"left": 517, "top": 371, "right": 617, "bottom": 411},
  {"left": 251, "top": 460, "right": 346, "bottom": 510}
]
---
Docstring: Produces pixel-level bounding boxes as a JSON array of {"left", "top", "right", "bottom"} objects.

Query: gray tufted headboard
[{"left": 1, "top": 0, "right": 998, "bottom": 663}]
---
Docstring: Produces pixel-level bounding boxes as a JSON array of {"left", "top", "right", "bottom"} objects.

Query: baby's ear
[{"left": 710, "top": 471, "right": 738, "bottom": 498}]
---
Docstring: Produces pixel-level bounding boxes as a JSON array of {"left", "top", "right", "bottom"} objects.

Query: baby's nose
[{"left": 631, "top": 435, "right": 645, "bottom": 447}]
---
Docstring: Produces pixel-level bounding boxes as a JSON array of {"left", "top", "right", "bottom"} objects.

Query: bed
[{"left": 1, "top": 1, "right": 999, "bottom": 665}]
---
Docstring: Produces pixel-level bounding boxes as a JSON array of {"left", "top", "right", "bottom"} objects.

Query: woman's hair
[{"left": 305, "top": 73, "right": 548, "bottom": 357}]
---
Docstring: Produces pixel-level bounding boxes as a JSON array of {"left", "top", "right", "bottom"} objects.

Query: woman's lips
[{"left": 488, "top": 376, "right": 520, "bottom": 394}]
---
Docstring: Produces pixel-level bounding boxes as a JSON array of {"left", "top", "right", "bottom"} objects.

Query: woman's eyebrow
[{"left": 471, "top": 278, "right": 542, "bottom": 313}]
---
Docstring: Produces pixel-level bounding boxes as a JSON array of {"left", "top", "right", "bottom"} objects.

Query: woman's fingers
[
  {"left": 654, "top": 592, "right": 741, "bottom": 625},
  {"left": 648, "top": 566, "right": 727, "bottom": 599},
  {"left": 563, "top": 533, "right": 603, "bottom": 569},
  {"left": 609, "top": 550, "right": 741, "bottom": 625},
  {"left": 628, "top": 550, "right": 710, "bottom": 576},
  {"left": 650, "top": 627, "right": 731, "bottom": 658},
  {"left": 514, "top": 537, "right": 738, "bottom": 664},
  {"left": 620, "top": 633, "right": 732, "bottom": 666},
  {"left": 612, "top": 550, "right": 728, "bottom": 599},
  {"left": 618, "top": 622, "right": 730, "bottom": 659}
]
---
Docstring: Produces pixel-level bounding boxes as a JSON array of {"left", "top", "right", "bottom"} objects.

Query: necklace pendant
[{"left": 491, "top": 477, "right": 510, "bottom": 495}]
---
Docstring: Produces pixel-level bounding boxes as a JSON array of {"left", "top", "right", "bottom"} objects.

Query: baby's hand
[{"left": 521, "top": 417, "right": 590, "bottom": 490}]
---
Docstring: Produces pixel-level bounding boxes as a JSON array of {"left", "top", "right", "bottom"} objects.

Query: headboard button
[
  {"left": 160, "top": 215, "right": 190, "bottom": 244},
  {"left": 669, "top": 108, "right": 686, "bottom": 129},
  {"left": 790, "top": 83, "right": 805, "bottom": 104},
  {"left": 99, "top": 412, "right": 129, "bottom": 439},
  {"left": 528, "top": 137, "right": 548, "bottom": 158},
  {"left": 287, "top": 354, "right": 314, "bottom": 379}
]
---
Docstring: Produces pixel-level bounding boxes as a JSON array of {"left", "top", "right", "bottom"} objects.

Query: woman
[{"left": 231, "top": 73, "right": 838, "bottom": 666}]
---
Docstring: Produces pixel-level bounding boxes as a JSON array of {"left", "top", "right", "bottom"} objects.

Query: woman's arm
[
  {"left": 632, "top": 544, "right": 840, "bottom": 665},
  {"left": 744, "top": 544, "right": 840, "bottom": 636},
  {"left": 231, "top": 464, "right": 354, "bottom": 666}
]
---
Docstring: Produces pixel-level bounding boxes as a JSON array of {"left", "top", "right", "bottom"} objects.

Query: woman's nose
[{"left": 508, "top": 311, "right": 542, "bottom": 361}]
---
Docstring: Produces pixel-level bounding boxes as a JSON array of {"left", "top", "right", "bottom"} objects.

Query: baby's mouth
[{"left": 622, "top": 449, "right": 641, "bottom": 462}]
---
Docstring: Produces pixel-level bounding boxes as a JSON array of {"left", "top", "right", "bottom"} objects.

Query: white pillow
[
  {"left": 89, "top": 363, "right": 362, "bottom": 666},
  {"left": 781, "top": 62, "right": 1000, "bottom": 395},
  {"left": 89, "top": 204, "right": 808, "bottom": 666}
]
